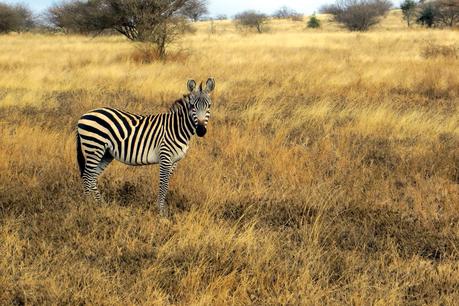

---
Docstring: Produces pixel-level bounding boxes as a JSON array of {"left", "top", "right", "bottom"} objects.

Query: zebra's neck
[{"left": 166, "top": 97, "right": 196, "bottom": 140}]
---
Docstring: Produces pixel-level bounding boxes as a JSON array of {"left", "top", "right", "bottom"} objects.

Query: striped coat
[{"left": 76, "top": 78, "right": 215, "bottom": 216}]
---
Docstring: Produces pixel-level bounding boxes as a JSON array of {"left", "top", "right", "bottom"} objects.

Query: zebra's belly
[
  {"left": 147, "top": 146, "right": 161, "bottom": 164},
  {"left": 171, "top": 146, "right": 189, "bottom": 163},
  {"left": 108, "top": 146, "right": 161, "bottom": 166},
  {"left": 110, "top": 145, "right": 188, "bottom": 165}
]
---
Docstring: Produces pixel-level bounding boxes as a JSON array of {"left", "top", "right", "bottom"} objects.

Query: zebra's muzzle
[{"left": 196, "top": 125, "right": 207, "bottom": 137}]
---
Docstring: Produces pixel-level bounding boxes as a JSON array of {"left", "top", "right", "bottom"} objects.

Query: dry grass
[
  {"left": 1, "top": 12, "right": 459, "bottom": 305},
  {"left": 422, "top": 41, "right": 458, "bottom": 59}
]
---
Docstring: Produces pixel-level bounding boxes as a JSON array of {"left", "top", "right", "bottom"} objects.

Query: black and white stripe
[{"left": 76, "top": 78, "right": 215, "bottom": 216}]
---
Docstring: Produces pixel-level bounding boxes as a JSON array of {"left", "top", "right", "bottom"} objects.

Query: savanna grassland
[{"left": 1, "top": 11, "right": 459, "bottom": 305}]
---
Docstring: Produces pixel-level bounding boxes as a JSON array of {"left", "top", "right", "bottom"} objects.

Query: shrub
[
  {"left": 320, "top": 0, "right": 392, "bottom": 31},
  {"left": 307, "top": 14, "right": 321, "bottom": 28},
  {"left": 234, "top": 10, "right": 268, "bottom": 33},
  {"left": 273, "top": 6, "right": 303, "bottom": 21},
  {"left": 400, "top": 0, "right": 417, "bottom": 26},
  {"left": 0, "top": 3, "right": 34, "bottom": 33},
  {"left": 417, "top": 0, "right": 459, "bottom": 28},
  {"left": 417, "top": 2, "right": 437, "bottom": 27},
  {"left": 130, "top": 43, "right": 190, "bottom": 63},
  {"left": 421, "top": 41, "right": 458, "bottom": 58}
]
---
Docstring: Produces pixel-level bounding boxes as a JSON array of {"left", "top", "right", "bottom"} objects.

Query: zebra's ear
[
  {"left": 187, "top": 80, "right": 196, "bottom": 92},
  {"left": 206, "top": 78, "right": 215, "bottom": 93}
]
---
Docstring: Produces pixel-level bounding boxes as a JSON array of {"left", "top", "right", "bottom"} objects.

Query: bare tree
[
  {"left": 273, "top": 6, "right": 303, "bottom": 21},
  {"left": 0, "top": 3, "right": 34, "bottom": 33},
  {"left": 234, "top": 10, "right": 268, "bottom": 33},
  {"left": 180, "top": 0, "right": 208, "bottom": 21},
  {"left": 321, "top": 0, "right": 392, "bottom": 31}
]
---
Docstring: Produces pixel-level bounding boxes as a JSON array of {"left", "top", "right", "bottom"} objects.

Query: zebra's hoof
[{"left": 159, "top": 209, "right": 169, "bottom": 218}]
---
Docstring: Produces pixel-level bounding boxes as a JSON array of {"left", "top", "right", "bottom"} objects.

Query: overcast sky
[{"left": 7, "top": 0, "right": 402, "bottom": 16}]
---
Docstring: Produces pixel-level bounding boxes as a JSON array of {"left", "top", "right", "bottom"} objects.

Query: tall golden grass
[{"left": 1, "top": 12, "right": 458, "bottom": 304}]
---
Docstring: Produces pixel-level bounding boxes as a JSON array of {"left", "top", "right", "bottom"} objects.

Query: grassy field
[{"left": 1, "top": 12, "right": 458, "bottom": 304}]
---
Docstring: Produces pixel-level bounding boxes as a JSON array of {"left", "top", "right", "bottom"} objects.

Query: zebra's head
[{"left": 187, "top": 78, "right": 215, "bottom": 137}]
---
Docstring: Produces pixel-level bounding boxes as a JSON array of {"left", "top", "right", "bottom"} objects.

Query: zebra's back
[{"left": 77, "top": 107, "right": 166, "bottom": 166}]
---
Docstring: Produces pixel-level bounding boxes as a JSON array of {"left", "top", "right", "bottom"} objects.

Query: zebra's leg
[
  {"left": 158, "top": 155, "right": 173, "bottom": 217},
  {"left": 98, "top": 151, "right": 114, "bottom": 174},
  {"left": 169, "top": 162, "right": 178, "bottom": 177},
  {"left": 82, "top": 168, "right": 103, "bottom": 201},
  {"left": 94, "top": 152, "right": 114, "bottom": 201},
  {"left": 82, "top": 149, "right": 113, "bottom": 201}
]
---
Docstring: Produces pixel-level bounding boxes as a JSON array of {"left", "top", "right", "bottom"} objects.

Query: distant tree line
[
  {"left": 1, "top": 0, "right": 457, "bottom": 58},
  {"left": 233, "top": 7, "right": 312, "bottom": 33},
  {"left": 405, "top": 0, "right": 459, "bottom": 28},
  {"left": 320, "top": 0, "right": 458, "bottom": 31}
]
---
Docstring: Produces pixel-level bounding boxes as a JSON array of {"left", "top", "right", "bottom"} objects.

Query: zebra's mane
[{"left": 168, "top": 95, "right": 190, "bottom": 114}]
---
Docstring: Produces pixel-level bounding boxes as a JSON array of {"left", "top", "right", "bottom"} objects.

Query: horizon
[{"left": 6, "top": 0, "right": 403, "bottom": 17}]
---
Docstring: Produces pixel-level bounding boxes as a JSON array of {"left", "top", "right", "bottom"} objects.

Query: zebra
[{"left": 76, "top": 78, "right": 215, "bottom": 217}]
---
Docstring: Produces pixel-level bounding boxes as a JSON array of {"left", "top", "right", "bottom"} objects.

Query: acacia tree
[
  {"left": 400, "top": 0, "right": 417, "bottom": 26},
  {"left": 0, "top": 3, "right": 34, "bottom": 33},
  {"left": 234, "top": 10, "right": 268, "bottom": 33},
  {"left": 435, "top": 0, "right": 459, "bottom": 27},
  {"left": 47, "top": 0, "right": 204, "bottom": 58},
  {"left": 320, "top": 0, "right": 392, "bottom": 31},
  {"left": 180, "top": 0, "right": 208, "bottom": 21}
]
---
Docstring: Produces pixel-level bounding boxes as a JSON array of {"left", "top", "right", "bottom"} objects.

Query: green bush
[{"left": 307, "top": 14, "right": 321, "bottom": 28}]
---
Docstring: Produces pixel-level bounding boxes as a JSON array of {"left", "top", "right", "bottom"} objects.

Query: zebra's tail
[{"left": 76, "top": 132, "right": 85, "bottom": 177}]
